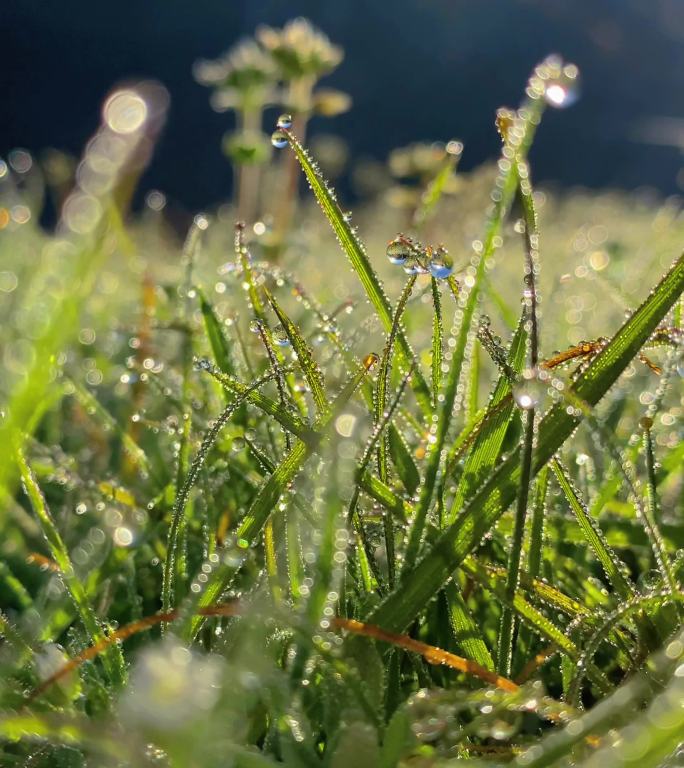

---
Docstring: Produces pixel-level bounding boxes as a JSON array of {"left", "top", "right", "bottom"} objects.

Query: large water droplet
[
  {"left": 276, "top": 113, "right": 293, "bottom": 130},
  {"left": 428, "top": 247, "right": 453, "bottom": 279},
  {"left": 386, "top": 236, "right": 412, "bottom": 266},
  {"left": 271, "top": 129, "right": 289, "bottom": 149},
  {"left": 513, "top": 369, "right": 546, "bottom": 410},
  {"left": 273, "top": 324, "right": 290, "bottom": 346}
]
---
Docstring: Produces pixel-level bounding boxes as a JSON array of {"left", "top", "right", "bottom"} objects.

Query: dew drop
[
  {"left": 513, "top": 368, "right": 546, "bottom": 410},
  {"left": 271, "top": 129, "right": 289, "bottom": 149},
  {"left": 273, "top": 324, "right": 290, "bottom": 346},
  {"left": 276, "top": 113, "right": 293, "bottom": 130},
  {"left": 386, "top": 235, "right": 412, "bottom": 266},
  {"left": 428, "top": 247, "right": 453, "bottom": 279}
]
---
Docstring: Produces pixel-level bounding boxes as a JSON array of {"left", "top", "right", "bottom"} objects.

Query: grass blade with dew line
[
  {"left": 461, "top": 556, "right": 612, "bottom": 694},
  {"left": 402, "top": 58, "right": 558, "bottom": 572},
  {"left": 376, "top": 275, "right": 417, "bottom": 485},
  {"left": 347, "top": 369, "right": 413, "bottom": 585},
  {"left": 161, "top": 369, "right": 280, "bottom": 616},
  {"left": 252, "top": 318, "right": 295, "bottom": 453},
  {"left": 264, "top": 286, "right": 328, "bottom": 418},
  {"left": 235, "top": 222, "right": 306, "bottom": 418},
  {"left": 567, "top": 590, "right": 684, "bottom": 707},
  {"left": 278, "top": 125, "right": 433, "bottom": 416},
  {"left": 15, "top": 447, "right": 126, "bottom": 687},
  {"left": 180, "top": 358, "right": 375, "bottom": 639},
  {"left": 449, "top": 314, "right": 526, "bottom": 522},
  {"left": 552, "top": 460, "right": 635, "bottom": 600},
  {"left": 498, "top": 150, "right": 542, "bottom": 678},
  {"left": 515, "top": 466, "right": 550, "bottom": 665},
  {"left": 366, "top": 250, "right": 684, "bottom": 636},
  {"left": 563, "top": 388, "right": 678, "bottom": 594},
  {"left": 169, "top": 215, "right": 208, "bottom": 600},
  {"left": 443, "top": 581, "right": 495, "bottom": 672},
  {"left": 198, "top": 288, "right": 239, "bottom": 378},
  {"left": 197, "top": 359, "right": 318, "bottom": 446},
  {"left": 375, "top": 275, "right": 417, "bottom": 585},
  {"left": 413, "top": 140, "right": 463, "bottom": 230},
  {"left": 430, "top": 276, "right": 444, "bottom": 409}
]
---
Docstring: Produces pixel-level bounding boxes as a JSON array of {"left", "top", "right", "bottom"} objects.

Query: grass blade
[
  {"left": 367, "top": 251, "right": 684, "bottom": 634},
  {"left": 281, "top": 127, "right": 432, "bottom": 415},
  {"left": 16, "top": 448, "right": 126, "bottom": 687}
]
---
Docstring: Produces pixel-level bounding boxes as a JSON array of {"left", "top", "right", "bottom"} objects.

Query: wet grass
[{"left": 0, "top": 44, "right": 683, "bottom": 768}]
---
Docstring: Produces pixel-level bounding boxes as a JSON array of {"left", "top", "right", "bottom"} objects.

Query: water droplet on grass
[
  {"left": 513, "top": 369, "right": 546, "bottom": 410},
  {"left": 276, "top": 113, "right": 293, "bottom": 129},
  {"left": 271, "top": 129, "right": 289, "bottom": 149},
  {"left": 428, "top": 247, "right": 453, "bottom": 279},
  {"left": 273, "top": 324, "right": 290, "bottom": 346},
  {"left": 386, "top": 235, "right": 411, "bottom": 265}
]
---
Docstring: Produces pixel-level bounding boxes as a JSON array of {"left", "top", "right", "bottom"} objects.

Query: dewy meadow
[{"left": 1, "top": 17, "right": 684, "bottom": 768}]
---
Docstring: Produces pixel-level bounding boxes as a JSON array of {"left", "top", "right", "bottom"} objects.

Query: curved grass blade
[
  {"left": 402, "top": 70, "right": 549, "bottom": 571},
  {"left": 16, "top": 448, "right": 126, "bottom": 687},
  {"left": 161, "top": 369, "right": 279, "bottom": 616},
  {"left": 264, "top": 286, "right": 328, "bottom": 417},
  {"left": 498, "top": 162, "right": 542, "bottom": 677},
  {"left": 367, "top": 251, "right": 684, "bottom": 635},
  {"left": 181, "top": 360, "right": 372, "bottom": 639},
  {"left": 552, "top": 460, "right": 635, "bottom": 599},
  {"left": 449, "top": 314, "right": 526, "bottom": 522},
  {"left": 281, "top": 127, "right": 432, "bottom": 416},
  {"left": 430, "top": 276, "right": 443, "bottom": 409},
  {"left": 568, "top": 590, "right": 684, "bottom": 706},
  {"left": 461, "top": 557, "right": 611, "bottom": 694},
  {"left": 197, "top": 359, "right": 316, "bottom": 445},
  {"left": 198, "top": 288, "right": 238, "bottom": 378},
  {"left": 443, "top": 582, "right": 495, "bottom": 672}
]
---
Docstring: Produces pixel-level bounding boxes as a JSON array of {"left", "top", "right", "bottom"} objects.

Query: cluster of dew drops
[{"left": 385, "top": 233, "right": 454, "bottom": 279}]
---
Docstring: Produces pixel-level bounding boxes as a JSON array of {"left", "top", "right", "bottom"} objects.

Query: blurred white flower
[{"left": 120, "top": 639, "right": 223, "bottom": 730}]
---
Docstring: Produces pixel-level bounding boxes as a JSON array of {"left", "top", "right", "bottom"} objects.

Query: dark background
[{"left": 2, "top": 0, "right": 684, "bottom": 210}]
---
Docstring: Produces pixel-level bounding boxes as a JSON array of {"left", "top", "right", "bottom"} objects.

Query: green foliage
[{"left": 0, "top": 35, "right": 683, "bottom": 768}]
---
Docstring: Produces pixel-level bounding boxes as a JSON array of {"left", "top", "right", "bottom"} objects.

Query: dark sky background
[{"left": 2, "top": 0, "right": 684, "bottom": 211}]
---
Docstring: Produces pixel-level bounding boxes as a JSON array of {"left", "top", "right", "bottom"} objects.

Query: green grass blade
[
  {"left": 265, "top": 287, "right": 328, "bottom": 417},
  {"left": 449, "top": 314, "right": 526, "bottom": 521},
  {"left": 198, "top": 288, "right": 238, "bottom": 377},
  {"left": 181, "top": 362, "right": 371, "bottom": 639},
  {"left": 281, "top": 128, "right": 432, "bottom": 415},
  {"left": 552, "top": 459, "right": 635, "bottom": 599},
  {"left": 161, "top": 370, "right": 279, "bottom": 615},
  {"left": 403, "top": 82, "right": 546, "bottom": 572},
  {"left": 430, "top": 277, "right": 443, "bottom": 409},
  {"left": 376, "top": 275, "right": 416, "bottom": 487},
  {"left": 443, "top": 582, "right": 495, "bottom": 672},
  {"left": 367, "top": 251, "right": 684, "bottom": 634},
  {"left": 16, "top": 448, "right": 126, "bottom": 687},
  {"left": 198, "top": 359, "right": 317, "bottom": 445}
]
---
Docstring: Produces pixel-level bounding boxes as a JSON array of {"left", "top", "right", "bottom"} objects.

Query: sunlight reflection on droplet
[{"left": 104, "top": 90, "right": 148, "bottom": 134}]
